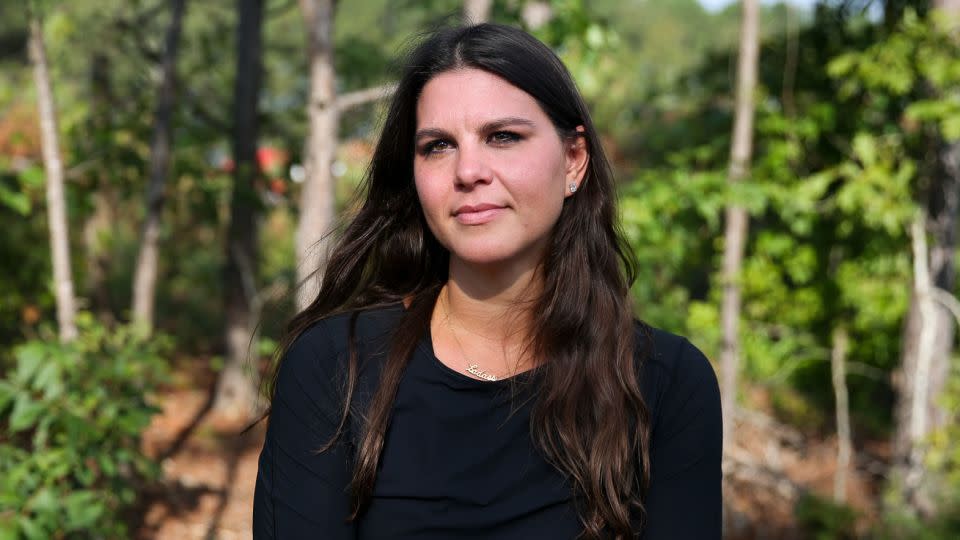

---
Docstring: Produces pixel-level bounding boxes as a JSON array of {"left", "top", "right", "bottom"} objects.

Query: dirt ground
[
  {"left": 136, "top": 388, "right": 263, "bottom": 540},
  {"left": 134, "top": 383, "right": 886, "bottom": 539}
]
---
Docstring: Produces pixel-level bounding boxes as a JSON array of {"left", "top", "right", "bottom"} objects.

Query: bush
[
  {"left": 794, "top": 492, "right": 858, "bottom": 540},
  {"left": 0, "top": 313, "right": 170, "bottom": 539}
]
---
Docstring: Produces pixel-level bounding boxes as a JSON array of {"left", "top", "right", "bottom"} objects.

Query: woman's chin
[
  {"left": 447, "top": 243, "right": 544, "bottom": 273},
  {"left": 451, "top": 251, "right": 515, "bottom": 267}
]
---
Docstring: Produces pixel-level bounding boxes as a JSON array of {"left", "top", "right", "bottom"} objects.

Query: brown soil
[{"left": 135, "top": 388, "right": 263, "bottom": 540}]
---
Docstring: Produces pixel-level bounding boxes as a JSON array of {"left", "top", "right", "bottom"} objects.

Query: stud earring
[{"left": 568, "top": 182, "right": 578, "bottom": 193}]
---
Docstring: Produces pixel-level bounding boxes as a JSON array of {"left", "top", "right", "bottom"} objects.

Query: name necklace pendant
[{"left": 466, "top": 364, "right": 499, "bottom": 382}]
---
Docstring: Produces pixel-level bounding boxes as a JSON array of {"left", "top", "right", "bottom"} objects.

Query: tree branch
[
  {"left": 932, "top": 286, "right": 960, "bottom": 328},
  {"left": 335, "top": 82, "right": 397, "bottom": 112}
]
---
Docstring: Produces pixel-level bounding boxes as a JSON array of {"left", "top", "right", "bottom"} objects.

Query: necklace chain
[{"left": 441, "top": 286, "right": 500, "bottom": 382}]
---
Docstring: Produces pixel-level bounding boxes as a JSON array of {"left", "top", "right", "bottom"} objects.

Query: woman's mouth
[{"left": 454, "top": 203, "right": 506, "bottom": 225}]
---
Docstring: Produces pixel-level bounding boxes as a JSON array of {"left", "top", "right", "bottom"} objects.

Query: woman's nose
[{"left": 454, "top": 144, "right": 493, "bottom": 189}]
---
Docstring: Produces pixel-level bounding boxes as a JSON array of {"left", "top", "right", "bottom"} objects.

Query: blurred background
[{"left": 2, "top": 0, "right": 959, "bottom": 538}]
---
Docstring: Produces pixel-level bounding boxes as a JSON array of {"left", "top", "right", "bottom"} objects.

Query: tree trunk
[
  {"left": 720, "top": 0, "right": 759, "bottom": 453},
  {"left": 521, "top": 1, "right": 553, "bottom": 30},
  {"left": 464, "top": 0, "right": 493, "bottom": 23},
  {"left": 893, "top": 213, "right": 949, "bottom": 516},
  {"left": 213, "top": 0, "right": 265, "bottom": 421},
  {"left": 131, "top": 0, "right": 187, "bottom": 332},
  {"left": 891, "top": 0, "right": 960, "bottom": 518},
  {"left": 295, "top": 0, "right": 338, "bottom": 311},
  {"left": 29, "top": 14, "right": 77, "bottom": 343},
  {"left": 831, "top": 325, "right": 851, "bottom": 503}
]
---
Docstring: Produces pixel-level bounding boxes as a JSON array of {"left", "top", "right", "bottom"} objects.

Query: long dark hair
[{"left": 267, "top": 23, "right": 651, "bottom": 539}]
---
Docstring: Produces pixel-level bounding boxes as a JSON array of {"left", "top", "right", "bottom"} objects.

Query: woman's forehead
[{"left": 415, "top": 68, "right": 546, "bottom": 128}]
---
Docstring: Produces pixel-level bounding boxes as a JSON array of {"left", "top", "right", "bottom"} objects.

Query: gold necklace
[{"left": 441, "top": 286, "right": 500, "bottom": 382}]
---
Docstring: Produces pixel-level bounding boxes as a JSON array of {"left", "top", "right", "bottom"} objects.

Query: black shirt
[{"left": 253, "top": 304, "right": 722, "bottom": 539}]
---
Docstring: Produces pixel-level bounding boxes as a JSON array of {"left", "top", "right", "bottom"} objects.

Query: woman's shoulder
[
  {"left": 292, "top": 302, "right": 406, "bottom": 353},
  {"left": 632, "top": 321, "right": 721, "bottom": 417},
  {"left": 278, "top": 302, "right": 406, "bottom": 382}
]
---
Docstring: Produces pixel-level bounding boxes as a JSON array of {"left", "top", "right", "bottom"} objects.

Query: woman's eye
[
  {"left": 489, "top": 131, "right": 522, "bottom": 145},
  {"left": 419, "top": 140, "right": 452, "bottom": 156}
]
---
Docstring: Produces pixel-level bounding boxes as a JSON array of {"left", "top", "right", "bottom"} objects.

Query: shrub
[
  {"left": 794, "top": 492, "right": 858, "bottom": 540},
  {"left": 0, "top": 313, "right": 170, "bottom": 539}
]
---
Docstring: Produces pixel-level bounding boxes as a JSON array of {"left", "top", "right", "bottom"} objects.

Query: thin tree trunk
[
  {"left": 464, "top": 0, "right": 493, "bottom": 23},
  {"left": 521, "top": 1, "right": 553, "bottom": 29},
  {"left": 891, "top": 0, "right": 960, "bottom": 517},
  {"left": 831, "top": 325, "right": 851, "bottom": 503},
  {"left": 131, "top": 0, "right": 187, "bottom": 332},
  {"left": 892, "top": 213, "right": 944, "bottom": 516},
  {"left": 720, "top": 0, "right": 759, "bottom": 453},
  {"left": 213, "top": 0, "right": 265, "bottom": 421},
  {"left": 936, "top": 0, "right": 960, "bottom": 14},
  {"left": 295, "top": 0, "right": 338, "bottom": 311},
  {"left": 781, "top": 3, "right": 798, "bottom": 120},
  {"left": 29, "top": 14, "right": 77, "bottom": 342}
]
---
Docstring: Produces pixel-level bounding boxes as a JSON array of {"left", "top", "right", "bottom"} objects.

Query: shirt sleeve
[
  {"left": 253, "top": 322, "right": 357, "bottom": 540},
  {"left": 640, "top": 339, "right": 723, "bottom": 540}
]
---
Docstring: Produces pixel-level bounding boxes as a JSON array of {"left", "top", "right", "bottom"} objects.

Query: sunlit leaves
[
  {"left": 828, "top": 8, "right": 960, "bottom": 143},
  {"left": 0, "top": 315, "right": 170, "bottom": 538}
]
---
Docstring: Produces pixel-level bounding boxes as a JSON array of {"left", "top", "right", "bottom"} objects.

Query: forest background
[{"left": 1, "top": 0, "right": 959, "bottom": 538}]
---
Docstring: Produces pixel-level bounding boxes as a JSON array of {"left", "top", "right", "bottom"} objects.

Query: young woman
[{"left": 253, "top": 23, "right": 722, "bottom": 539}]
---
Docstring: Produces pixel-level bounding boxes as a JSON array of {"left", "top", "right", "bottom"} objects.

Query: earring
[{"left": 568, "top": 182, "right": 578, "bottom": 193}]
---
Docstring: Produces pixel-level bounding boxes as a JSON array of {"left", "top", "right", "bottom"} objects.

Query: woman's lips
[{"left": 454, "top": 204, "right": 506, "bottom": 225}]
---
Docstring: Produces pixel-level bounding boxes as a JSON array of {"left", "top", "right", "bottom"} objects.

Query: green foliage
[
  {"left": 795, "top": 492, "right": 858, "bottom": 540},
  {"left": 829, "top": 8, "right": 960, "bottom": 144},
  {"left": 0, "top": 313, "right": 170, "bottom": 538},
  {"left": 928, "top": 363, "right": 960, "bottom": 507},
  {"left": 615, "top": 3, "right": 955, "bottom": 443},
  {"left": 620, "top": 167, "right": 724, "bottom": 331},
  {"left": 875, "top": 497, "right": 960, "bottom": 540}
]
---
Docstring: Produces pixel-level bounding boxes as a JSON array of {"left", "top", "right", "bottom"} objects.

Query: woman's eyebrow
[
  {"left": 414, "top": 117, "right": 536, "bottom": 144},
  {"left": 414, "top": 128, "right": 449, "bottom": 144},
  {"left": 479, "top": 117, "right": 536, "bottom": 132}
]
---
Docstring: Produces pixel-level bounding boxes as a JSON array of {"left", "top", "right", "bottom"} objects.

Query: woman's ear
[{"left": 564, "top": 125, "right": 589, "bottom": 197}]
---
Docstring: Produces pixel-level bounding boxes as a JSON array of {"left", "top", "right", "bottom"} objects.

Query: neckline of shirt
[{"left": 416, "top": 323, "right": 546, "bottom": 387}]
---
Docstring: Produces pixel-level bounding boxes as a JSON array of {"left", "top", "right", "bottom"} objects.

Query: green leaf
[
  {"left": 906, "top": 99, "right": 953, "bottom": 121},
  {"left": 826, "top": 53, "right": 857, "bottom": 78},
  {"left": 0, "top": 381, "right": 16, "bottom": 412},
  {"left": 941, "top": 115, "right": 960, "bottom": 141},
  {"left": 0, "top": 187, "right": 30, "bottom": 216},
  {"left": 97, "top": 454, "right": 117, "bottom": 477},
  {"left": 16, "top": 516, "right": 46, "bottom": 540},
  {"left": 64, "top": 491, "right": 103, "bottom": 530},
  {"left": 32, "top": 362, "right": 63, "bottom": 400},
  {"left": 13, "top": 343, "right": 46, "bottom": 385},
  {"left": 852, "top": 134, "right": 877, "bottom": 166},
  {"left": 27, "top": 488, "right": 58, "bottom": 514},
  {"left": 18, "top": 165, "right": 44, "bottom": 188},
  {"left": 9, "top": 394, "right": 44, "bottom": 433}
]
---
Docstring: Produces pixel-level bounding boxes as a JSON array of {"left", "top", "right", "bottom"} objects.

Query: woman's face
[{"left": 413, "top": 68, "right": 588, "bottom": 272}]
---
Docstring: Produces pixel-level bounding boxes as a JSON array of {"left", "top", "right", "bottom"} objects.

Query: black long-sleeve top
[{"left": 253, "top": 303, "right": 722, "bottom": 539}]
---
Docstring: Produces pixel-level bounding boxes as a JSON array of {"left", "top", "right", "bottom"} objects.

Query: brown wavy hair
[{"left": 265, "top": 23, "right": 651, "bottom": 539}]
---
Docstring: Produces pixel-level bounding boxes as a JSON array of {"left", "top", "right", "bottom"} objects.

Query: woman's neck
[{"left": 443, "top": 258, "right": 542, "bottom": 347}]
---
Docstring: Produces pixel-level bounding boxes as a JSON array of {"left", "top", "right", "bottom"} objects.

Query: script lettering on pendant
[{"left": 467, "top": 364, "right": 498, "bottom": 382}]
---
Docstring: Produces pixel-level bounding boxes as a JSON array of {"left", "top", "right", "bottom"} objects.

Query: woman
[{"left": 253, "top": 23, "right": 721, "bottom": 539}]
